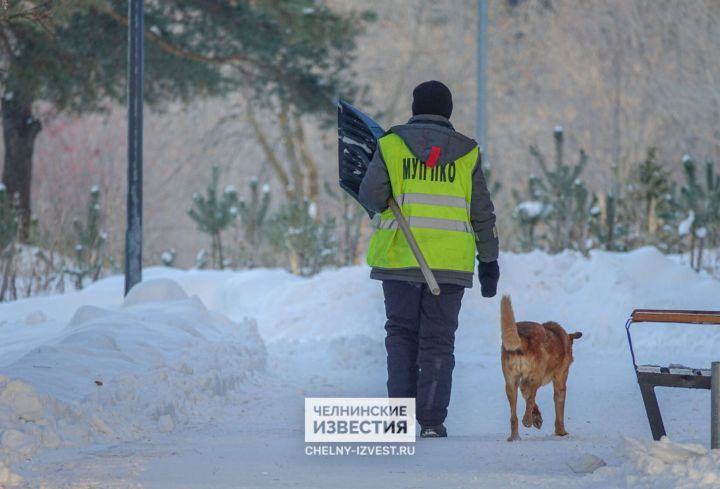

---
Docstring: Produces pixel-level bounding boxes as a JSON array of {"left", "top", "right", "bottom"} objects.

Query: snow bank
[
  {"left": 216, "top": 247, "right": 720, "bottom": 366},
  {"left": 6, "top": 246, "right": 718, "bottom": 365},
  {"left": 492, "top": 247, "right": 720, "bottom": 362},
  {"left": 0, "top": 278, "right": 265, "bottom": 486},
  {"left": 622, "top": 437, "right": 720, "bottom": 488}
]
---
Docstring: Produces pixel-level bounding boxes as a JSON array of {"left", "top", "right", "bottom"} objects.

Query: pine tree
[
  {"left": 63, "top": 186, "right": 107, "bottom": 289},
  {"left": 589, "top": 192, "right": 628, "bottom": 251},
  {"left": 622, "top": 148, "right": 677, "bottom": 248},
  {"left": 526, "top": 126, "right": 591, "bottom": 253},
  {"left": 235, "top": 178, "right": 271, "bottom": 267},
  {"left": 677, "top": 155, "right": 720, "bottom": 271},
  {"left": 188, "top": 166, "right": 239, "bottom": 269}
]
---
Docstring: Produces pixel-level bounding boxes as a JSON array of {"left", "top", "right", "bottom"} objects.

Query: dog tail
[{"left": 501, "top": 295, "right": 522, "bottom": 352}]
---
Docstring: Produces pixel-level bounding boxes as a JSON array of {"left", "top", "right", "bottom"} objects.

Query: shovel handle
[{"left": 387, "top": 198, "right": 441, "bottom": 296}]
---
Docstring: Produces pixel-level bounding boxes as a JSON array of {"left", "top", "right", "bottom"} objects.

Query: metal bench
[{"left": 625, "top": 309, "right": 720, "bottom": 447}]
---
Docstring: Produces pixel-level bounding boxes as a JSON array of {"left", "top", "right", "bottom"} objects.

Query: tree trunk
[
  {"left": 2, "top": 93, "right": 42, "bottom": 241},
  {"left": 646, "top": 196, "right": 657, "bottom": 236},
  {"left": 696, "top": 236, "right": 705, "bottom": 273},
  {"left": 278, "top": 108, "right": 304, "bottom": 201},
  {"left": 0, "top": 257, "right": 17, "bottom": 302},
  {"left": 246, "top": 103, "right": 293, "bottom": 200},
  {"left": 690, "top": 231, "right": 696, "bottom": 270},
  {"left": 529, "top": 222, "right": 535, "bottom": 252},
  {"left": 293, "top": 115, "right": 320, "bottom": 205},
  {"left": 217, "top": 232, "right": 224, "bottom": 269}
]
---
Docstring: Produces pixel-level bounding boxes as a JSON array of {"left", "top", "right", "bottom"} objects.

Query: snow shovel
[{"left": 337, "top": 100, "right": 441, "bottom": 296}]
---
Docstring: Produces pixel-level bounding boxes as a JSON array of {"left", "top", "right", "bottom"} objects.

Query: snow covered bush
[
  {"left": 0, "top": 184, "right": 19, "bottom": 301},
  {"left": 161, "top": 248, "right": 176, "bottom": 267},
  {"left": 512, "top": 126, "right": 594, "bottom": 253},
  {"left": 588, "top": 191, "right": 631, "bottom": 251},
  {"left": 511, "top": 197, "right": 547, "bottom": 252},
  {"left": 507, "top": 136, "right": 720, "bottom": 263},
  {"left": 188, "top": 166, "right": 239, "bottom": 269},
  {"left": 265, "top": 199, "right": 338, "bottom": 276},
  {"left": 621, "top": 148, "right": 679, "bottom": 251},
  {"left": 0, "top": 192, "right": 66, "bottom": 300},
  {"left": 676, "top": 156, "right": 720, "bottom": 272},
  {"left": 195, "top": 248, "right": 209, "bottom": 269},
  {"left": 337, "top": 192, "right": 365, "bottom": 266},
  {"left": 234, "top": 177, "right": 271, "bottom": 267},
  {"left": 325, "top": 182, "right": 365, "bottom": 266}
]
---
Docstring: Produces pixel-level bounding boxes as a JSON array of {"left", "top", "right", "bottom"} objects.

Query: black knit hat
[{"left": 412, "top": 80, "right": 453, "bottom": 119}]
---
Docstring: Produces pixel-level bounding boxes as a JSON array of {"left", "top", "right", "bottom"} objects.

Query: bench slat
[
  {"left": 637, "top": 364, "right": 711, "bottom": 376},
  {"left": 636, "top": 370, "right": 711, "bottom": 390},
  {"left": 631, "top": 309, "right": 720, "bottom": 324}
]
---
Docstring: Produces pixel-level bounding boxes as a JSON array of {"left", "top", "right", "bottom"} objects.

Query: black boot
[{"left": 420, "top": 424, "right": 447, "bottom": 438}]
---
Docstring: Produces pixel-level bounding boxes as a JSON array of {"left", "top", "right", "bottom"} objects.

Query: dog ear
[{"left": 568, "top": 332, "right": 583, "bottom": 342}]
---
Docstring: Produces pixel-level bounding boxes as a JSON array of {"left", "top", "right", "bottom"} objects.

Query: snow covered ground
[{"left": 1, "top": 247, "right": 719, "bottom": 488}]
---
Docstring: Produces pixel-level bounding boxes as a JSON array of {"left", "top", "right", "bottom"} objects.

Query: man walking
[{"left": 358, "top": 81, "right": 499, "bottom": 438}]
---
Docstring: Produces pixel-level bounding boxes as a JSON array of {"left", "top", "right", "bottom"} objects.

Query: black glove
[{"left": 478, "top": 260, "right": 499, "bottom": 298}]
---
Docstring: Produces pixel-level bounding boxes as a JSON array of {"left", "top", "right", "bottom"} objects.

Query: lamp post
[
  {"left": 476, "top": 0, "right": 488, "bottom": 155},
  {"left": 125, "top": 0, "right": 144, "bottom": 295},
  {"left": 712, "top": 361, "right": 720, "bottom": 449}
]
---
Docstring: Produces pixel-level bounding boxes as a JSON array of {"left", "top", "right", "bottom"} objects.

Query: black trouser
[{"left": 382, "top": 280, "right": 465, "bottom": 427}]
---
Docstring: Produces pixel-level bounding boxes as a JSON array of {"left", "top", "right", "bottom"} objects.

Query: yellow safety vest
[{"left": 366, "top": 132, "right": 477, "bottom": 273}]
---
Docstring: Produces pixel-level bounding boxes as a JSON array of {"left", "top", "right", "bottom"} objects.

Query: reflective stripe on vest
[
  {"left": 376, "top": 216, "right": 473, "bottom": 233},
  {"left": 398, "top": 192, "right": 469, "bottom": 210},
  {"left": 365, "top": 132, "right": 478, "bottom": 273}
]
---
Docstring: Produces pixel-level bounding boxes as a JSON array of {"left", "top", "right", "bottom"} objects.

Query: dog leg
[
  {"left": 521, "top": 382, "right": 539, "bottom": 429},
  {"left": 532, "top": 404, "right": 543, "bottom": 429},
  {"left": 553, "top": 374, "right": 569, "bottom": 436},
  {"left": 505, "top": 381, "right": 520, "bottom": 441}
]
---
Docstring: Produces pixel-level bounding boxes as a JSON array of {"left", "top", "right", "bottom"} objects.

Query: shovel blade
[{"left": 337, "top": 100, "right": 386, "bottom": 216}]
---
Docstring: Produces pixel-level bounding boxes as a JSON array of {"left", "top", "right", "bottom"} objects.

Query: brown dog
[{"left": 500, "top": 295, "right": 582, "bottom": 441}]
